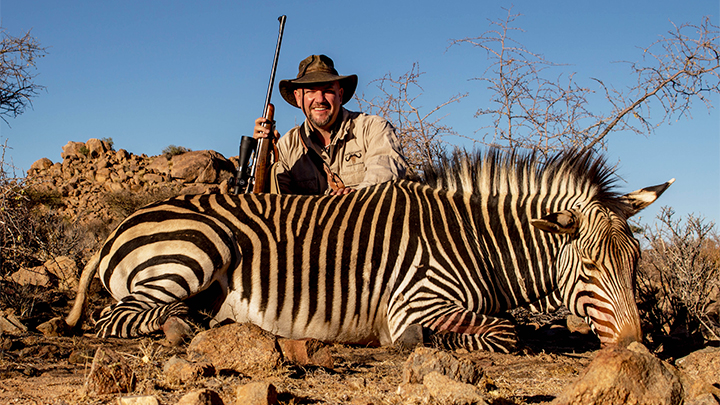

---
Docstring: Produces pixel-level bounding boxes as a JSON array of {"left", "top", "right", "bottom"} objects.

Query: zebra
[{"left": 65, "top": 149, "right": 673, "bottom": 352}]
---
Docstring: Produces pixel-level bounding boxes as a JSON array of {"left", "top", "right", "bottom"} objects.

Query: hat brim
[{"left": 279, "top": 73, "right": 358, "bottom": 108}]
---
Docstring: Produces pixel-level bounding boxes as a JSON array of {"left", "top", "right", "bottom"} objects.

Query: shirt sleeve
[{"left": 355, "top": 116, "right": 408, "bottom": 189}]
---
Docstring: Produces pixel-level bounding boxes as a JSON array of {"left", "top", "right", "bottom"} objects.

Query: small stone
[
  {"left": 117, "top": 396, "right": 160, "bottom": 405},
  {"left": 277, "top": 338, "right": 334, "bottom": 368},
  {"left": 423, "top": 371, "right": 488, "bottom": 405},
  {"left": 234, "top": 382, "right": 278, "bottom": 405},
  {"left": 0, "top": 310, "right": 28, "bottom": 335},
  {"left": 36, "top": 316, "right": 69, "bottom": 337},
  {"left": 176, "top": 389, "right": 224, "bottom": 405},
  {"left": 68, "top": 349, "right": 94, "bottom": 365},
  {"left": 45, "top": 256, "right": 79, "bottom": 291},
  {"left": 566, "top": 315, "right": 592, "bottom": 335},
  {"left": 396, "top": 383, "right": 431, "bottom": 403},
  {"left": 163, "top": 316, "right": 193, "bottom": 346},
  {"left": 9, "top": 266, "right": 52, "bottom": 287},
  {"left": 85, "top": 348, "right": 135, "bottom": 395},
  {"left": 402, "top": 346, "right": 483, "bottom": 385},
  {"left": 163, "top": 355, "right": 214, "bottom": 385}
]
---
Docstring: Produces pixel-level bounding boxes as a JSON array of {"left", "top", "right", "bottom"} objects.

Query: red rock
[
  {"left": 277, "top": 338, "right": 334, "bottom": 368},
  {"left": 187, "top": 323, "right": 282, "bottom": 377}
]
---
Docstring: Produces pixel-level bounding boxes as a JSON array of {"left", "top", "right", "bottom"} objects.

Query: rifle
[{"left": 233, "top": 15, "right": 287, "bottom": 194}]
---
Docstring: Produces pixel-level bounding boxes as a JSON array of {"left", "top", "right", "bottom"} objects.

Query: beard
[{"left": 307, "top": 102, "right": 335, "bottom": 128}]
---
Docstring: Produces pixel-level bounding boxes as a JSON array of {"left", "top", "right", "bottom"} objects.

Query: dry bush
[
  {"left": 636, "top": 206, "right": 720, "bottom": 355},
  {"left": 162, "top": 144, "right": 190, "bottom": 158},
  {"left": 103, "top": 187, "right": 181, "bottom": 220},
  {"left": 1, "top": 181, "right": 92, "bottom": 276},
  {"left": 0, "top": 143, "right": 89, "bottom": 321}
]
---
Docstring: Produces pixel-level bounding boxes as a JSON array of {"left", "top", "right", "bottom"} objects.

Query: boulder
[
  {"left": 552, "top": 342, "right": 684, "bottom": 405},
  {"left": 675, "top": 346, "right": 720, "bottom": 404},
  {"left": 187, "top": 323, "right": 282, "bottom": 377},
  {"left": 60, "top": 141, "right": 87, "bottom": 160},
  {"left": 29, "top": 157, "right": 53, "bottom": 173},
  {"left": 170, "top": 150, "right": 235, "bottom": 183},
  {"left": 147, "top": 155, "right": 170, "bottom": 175},
  {"left": 85, "top": 138, "right": 108, "bottom": 158},
  {"left": 116, "top": 148, "right": 131, "bottom": 161}
]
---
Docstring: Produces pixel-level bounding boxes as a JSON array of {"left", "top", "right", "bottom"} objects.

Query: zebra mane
[{"left": 422, "top": 148, "right": 622, "bottom": 211}]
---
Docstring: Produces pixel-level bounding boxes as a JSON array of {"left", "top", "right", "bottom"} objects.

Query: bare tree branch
[
  {"left": 448, "top": 6, "right": 598, "bottom": 157},
  {"left": 0, "top": 29, "right": 48, "bottom": 125},
  {"left": 581, "top": 17, "right": 720, "bottom": 154},
  {"left": 355, "top": 62, "right": 467, "bottom": 172},
  {"left": 449, "top": 8, "right": 718, "bottom": 157}
]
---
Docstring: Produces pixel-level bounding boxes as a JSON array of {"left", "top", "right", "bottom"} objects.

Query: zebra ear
[
  {"left": 618, "top": 178, "right": 675, "bottom": 217},
  {"left": 531, "top": 209, "right": 580, "bottom": 235}
]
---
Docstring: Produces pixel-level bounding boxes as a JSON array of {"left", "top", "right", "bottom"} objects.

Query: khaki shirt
[{"left": 274, "top": 108, "right": 407, "bottom": 195}]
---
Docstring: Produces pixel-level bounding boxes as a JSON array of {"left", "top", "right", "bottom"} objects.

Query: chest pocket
[{"left": 339, "top": 149, "right": 365, "bottom": 188}]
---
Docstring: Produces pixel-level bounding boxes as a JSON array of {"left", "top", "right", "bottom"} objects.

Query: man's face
[{"left": 294, "top": 81, "right": 343, "bottom": 131}]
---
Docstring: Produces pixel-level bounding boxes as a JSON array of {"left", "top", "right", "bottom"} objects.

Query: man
[{"left": 253, "top": 54, "right": 407, "bottom": 195}]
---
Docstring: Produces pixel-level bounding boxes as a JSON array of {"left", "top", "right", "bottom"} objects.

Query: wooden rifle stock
[
  {"left": 251, "top": 103, "right": 275, "bottom": 193},
  {"left": 239, "top": 14, "right": 285, "bottom": 194}
]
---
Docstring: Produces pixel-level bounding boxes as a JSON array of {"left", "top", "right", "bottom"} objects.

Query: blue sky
[{"left": 1, "top": 0, "right": 718, "bottom": 227}]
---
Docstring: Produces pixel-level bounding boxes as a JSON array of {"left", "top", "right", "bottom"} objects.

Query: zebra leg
[
  {"left": 396, "top": 305, "right": 518, "bottom": 353},
  {"left": 425, "top": 310, "right": 518, "bottom": 353},
  {"left": 95, "top": 296, "right": 189, "bottom": 338}
]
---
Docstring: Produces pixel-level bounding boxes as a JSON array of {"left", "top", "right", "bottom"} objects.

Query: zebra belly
[{"left": 213, "top": 290, "right": 391, "bottom": 346}]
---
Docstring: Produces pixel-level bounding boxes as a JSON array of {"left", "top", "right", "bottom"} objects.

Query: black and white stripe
[{"left": 76, "top": 149, "right": 672, "bottom": 352}]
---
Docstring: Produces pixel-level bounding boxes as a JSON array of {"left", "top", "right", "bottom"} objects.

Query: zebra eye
[{"left": 581, "top": 259, "right": 598, "bottom": 271}]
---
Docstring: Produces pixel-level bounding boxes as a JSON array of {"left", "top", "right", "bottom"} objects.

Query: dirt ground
[{"left": 0, "top": 305, "right": 612, "bottom": 405}]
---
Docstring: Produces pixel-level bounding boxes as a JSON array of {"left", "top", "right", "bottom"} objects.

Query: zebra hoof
[{"left": 163, "top": 316, "right": 193, "bottom": 346}]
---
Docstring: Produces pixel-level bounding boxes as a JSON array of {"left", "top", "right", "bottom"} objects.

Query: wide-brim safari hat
[{"left": 279, "top": 54, "right": 358, "bottom": 108}]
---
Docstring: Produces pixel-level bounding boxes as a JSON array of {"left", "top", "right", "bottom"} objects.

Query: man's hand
[
  {"left": 330, "top": 187, "right": 356, "bottom": 196},
  {"left": 253, "top": 116, "right": 280, "bottom": 140}
]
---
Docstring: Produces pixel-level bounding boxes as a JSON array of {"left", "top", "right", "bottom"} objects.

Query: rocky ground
[
  {"left": 0, "top": 297, "right": 718, "bottom": 405},
  {"left": 0, "top": 304, "right": 594, "bottom": 405}
]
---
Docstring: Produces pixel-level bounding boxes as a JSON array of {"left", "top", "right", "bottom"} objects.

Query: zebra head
[{"left": 531, "top": 179, "right": 674, "bottom": 347}]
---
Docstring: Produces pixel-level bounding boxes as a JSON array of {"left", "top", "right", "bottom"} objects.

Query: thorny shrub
[
  {"left": 162, "top": 144, "right": 190, "bottom": 158},
  {"left": 636, "top": 206, "right": 720, "bottom": 356}
]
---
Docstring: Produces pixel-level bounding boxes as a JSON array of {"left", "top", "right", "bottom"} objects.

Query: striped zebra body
[{"left": 71, "top": 149, "right": 673, "bottom": 352}]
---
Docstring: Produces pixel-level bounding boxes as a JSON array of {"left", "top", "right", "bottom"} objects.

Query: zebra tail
[{"left": 64, "top": 251, "right": 101, "bottom": 329}]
